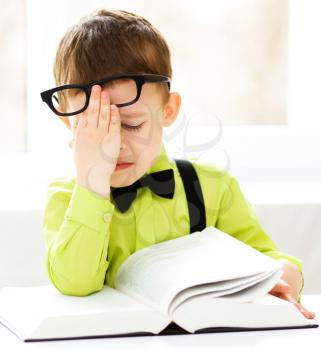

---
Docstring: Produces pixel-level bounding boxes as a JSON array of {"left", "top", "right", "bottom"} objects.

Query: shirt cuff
[{"left": 64, "top": 183, "right": 115, "bottom": 233}]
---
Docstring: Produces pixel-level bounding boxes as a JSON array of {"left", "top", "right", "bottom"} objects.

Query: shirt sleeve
[
  {"left": 41, "top": 178, "right": 115, "bottom": 296},
  {"left": 215, "top": 172, "right": 304, "bottom": 302}
]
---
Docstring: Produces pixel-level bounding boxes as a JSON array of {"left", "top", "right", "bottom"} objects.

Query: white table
[{"left": 0, "top": 295, "right": 319, "bottom": 350}]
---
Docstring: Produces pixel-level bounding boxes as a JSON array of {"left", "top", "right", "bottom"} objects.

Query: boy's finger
[
  {"left": 109, "top": 105, "right": 120, "bottom": 133},
  {"left": 284, "top": 294, "right": 316, "bottom": 319},
  {"left": 72, "top": 115, "right": 80, "bottom": 135},
  {"left": 269, "top": 284, "right": 316, "bottom": 320},
  {"left": 86, "top": 85, "right": 101, "bottom": 127},
  {"left": 98, "top": 90, "right": 111, "bottom": 129},
  {"left": 270, "top": 280, "right": 291, "bottom": 294},
  {"left": 295, "top": 304, "right": 316, "bottom": 319},
  {"left": 75, "top": 113, "right": 87, "bottom": 133}
]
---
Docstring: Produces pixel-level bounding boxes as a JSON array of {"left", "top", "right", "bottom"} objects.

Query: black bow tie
[{"left": 110, "top": 169, "right": 175, "bottom": 213}]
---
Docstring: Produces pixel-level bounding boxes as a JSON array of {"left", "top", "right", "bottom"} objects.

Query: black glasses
[{"left": 40, "top": 73, "right": 171, "bottom": 117}]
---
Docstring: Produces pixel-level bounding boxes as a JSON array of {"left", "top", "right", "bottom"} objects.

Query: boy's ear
[
  {"left": 162, "top": 92, "right": 181, "bottom": 127},
  {"left": 56, "top": 106, "right": 72, "bottom": 131}
]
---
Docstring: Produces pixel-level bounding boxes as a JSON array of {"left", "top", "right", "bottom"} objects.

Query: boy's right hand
[
  {"left": 72, "top": 85, "right": 121, "bottom": 198},
  {"left": 269, "top": 279, "right": 316, "bottom": 319}
]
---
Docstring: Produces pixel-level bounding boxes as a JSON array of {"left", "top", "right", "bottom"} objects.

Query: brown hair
[{"left": 53, "top": 9, "right": 172, "bottom": 109}]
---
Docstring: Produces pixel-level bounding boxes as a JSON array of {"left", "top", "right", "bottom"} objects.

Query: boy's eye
[{"left": 121, "top": 122, "right": 144, "bottom": 132}]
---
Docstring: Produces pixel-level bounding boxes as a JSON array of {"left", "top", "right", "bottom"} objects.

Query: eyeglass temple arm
[{"left": 144, "top": 76, "right": 171, "bottom": 90}]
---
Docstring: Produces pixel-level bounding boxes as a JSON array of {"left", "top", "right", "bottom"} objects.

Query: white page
[
  {"left": 115, "top": 226, "right": 282, "bottom": 315},
  {"left": 173, "top": 293, "right": 313, "bottom": 333},
  {"left": 0, "top": 284, "right": 153, "bottom": 317},
  {"left": 169, "top": 268, "right": 281, "bottom": 315},
  {"left": 0, "top": 284, "right": 170, "bottom": 339},
  {"left": 171, "top": 269, "right": 283, "bottom": 317}
]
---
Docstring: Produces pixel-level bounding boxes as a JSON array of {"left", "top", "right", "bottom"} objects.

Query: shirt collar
[{"left": 146, "top": 143, "right": 173, "bottom": 174}]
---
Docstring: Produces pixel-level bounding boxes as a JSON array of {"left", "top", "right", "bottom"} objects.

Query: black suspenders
[{"left": 174, "top": 159, "right": 206, "bottom": 234}]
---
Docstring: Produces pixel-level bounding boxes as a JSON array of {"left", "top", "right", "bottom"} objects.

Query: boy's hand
[
  {"left": 72, "top": 85, "right": 121, "bottom": 198},
  {"left": 269, "top": 279, "right": 316, "bottom": 319}
]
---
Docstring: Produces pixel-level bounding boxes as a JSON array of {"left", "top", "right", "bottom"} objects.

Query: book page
[
  {"left": 114, "top": 226, "right": 282, "bottom": 315},
  {"left": 172, "top": 293, "right": 313, "bottom": 333},
  {"left": 0, "top": 285, "right": 170, "bottom": 339},
  {"left": 168, "top": 269, "right": 282, "bottom": 315},
  {"left": 170, "top": 269, "right": 283, "bottom": 316}
]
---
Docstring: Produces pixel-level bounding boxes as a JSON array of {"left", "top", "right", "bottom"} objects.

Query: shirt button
[{"left": 103, "top": 213, "right": 112, "bottom": 222}]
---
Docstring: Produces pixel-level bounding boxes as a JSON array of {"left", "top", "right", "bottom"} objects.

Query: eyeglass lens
[{"left": 52, "top": 78, "right": 138, "bottom": 113}]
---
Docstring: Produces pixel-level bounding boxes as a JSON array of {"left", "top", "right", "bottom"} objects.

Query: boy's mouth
[
  {"left": 116, "top": 160, "right": 134, "bottom": 165},
  {"left": 115, "top": 162, "right": 134, "bottom": 171}
]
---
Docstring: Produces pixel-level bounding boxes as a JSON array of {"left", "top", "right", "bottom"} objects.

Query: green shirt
[{"left": 42, "top": 143, "right": 304, "bottom": 299}]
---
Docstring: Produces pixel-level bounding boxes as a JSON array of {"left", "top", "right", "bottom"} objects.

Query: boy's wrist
[
  {"left": 82, "top": 187, "right": 111, "bottom": 200},
  {"left": 76, "top": 178, "right": 111, "bottom": 199},
  {"left": 92, "top": 189, "right": 111, "bottom": 199}
]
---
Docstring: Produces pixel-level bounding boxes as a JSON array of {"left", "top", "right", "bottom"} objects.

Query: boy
[{"left": 41, "top": 9, "right": 314, "bottom": 319}]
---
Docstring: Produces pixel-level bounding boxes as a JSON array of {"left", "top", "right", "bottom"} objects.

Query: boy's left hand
[{"left": 269, "top": 279, "right": 316, "bottom": 319}]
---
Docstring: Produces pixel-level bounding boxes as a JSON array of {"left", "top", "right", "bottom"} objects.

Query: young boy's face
[{"left": 61, "top": 81, "right": 181, "bottom": 187}]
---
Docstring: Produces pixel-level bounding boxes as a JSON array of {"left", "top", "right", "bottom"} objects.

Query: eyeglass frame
[{"left": 40, "top": 73, "right": 172, "bottom": 117}]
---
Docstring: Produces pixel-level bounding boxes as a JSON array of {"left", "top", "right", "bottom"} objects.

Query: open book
[{"left": 0, "top": 226, "right": 318, "bottom": 341}]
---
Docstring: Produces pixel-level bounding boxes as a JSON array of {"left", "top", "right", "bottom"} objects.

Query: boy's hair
[{"left": 53, "top": 9, "right": 172, "bottom": 109}]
